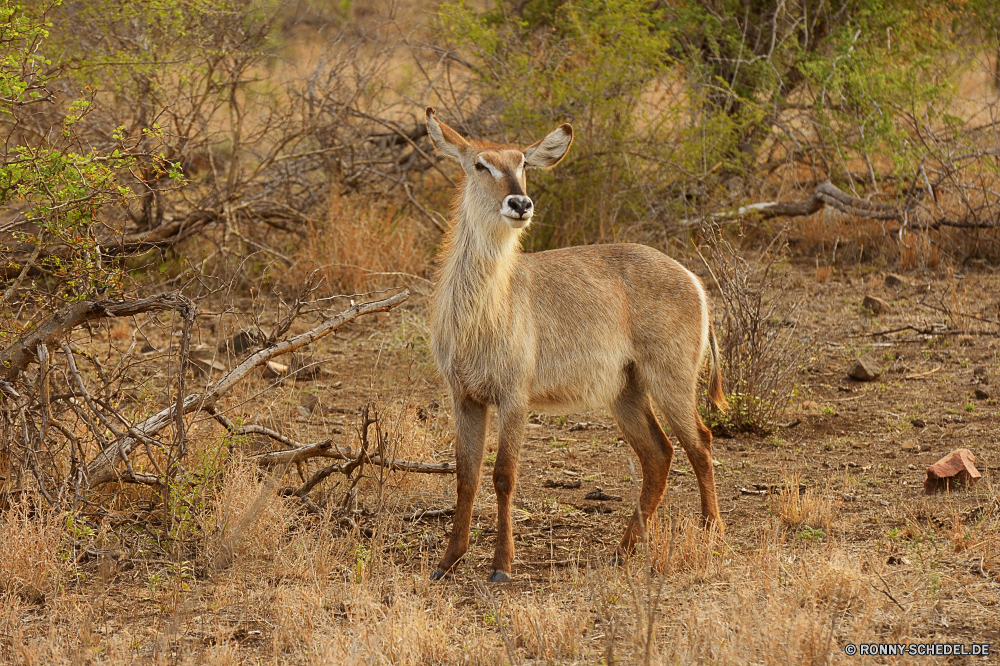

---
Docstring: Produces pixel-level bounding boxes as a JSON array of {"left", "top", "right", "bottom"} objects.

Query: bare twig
[{"left": 85, "top": 290, "right": 409, "bottom": 488}]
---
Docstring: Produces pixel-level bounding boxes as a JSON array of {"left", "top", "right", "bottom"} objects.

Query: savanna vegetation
[{"left": 1, "top": 0, "right": 998, "bottom": 663}]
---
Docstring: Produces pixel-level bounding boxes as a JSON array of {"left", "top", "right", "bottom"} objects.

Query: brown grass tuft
[
  {"left": 0, "top": 501, "right": 67, "bottom": 605},
  {"left": 508, "top": 593, "right": 591, "bottom": 661},
  {"left": 770, "top": 474, "right": 836, "bottom": 533},
  {"left": 287, "top": 195, "right": 431, "bottom": 296}
]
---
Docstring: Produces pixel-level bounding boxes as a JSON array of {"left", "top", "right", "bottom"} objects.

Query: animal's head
[{"left": 425, "top": 107, "right": 573, "bottom": 230}]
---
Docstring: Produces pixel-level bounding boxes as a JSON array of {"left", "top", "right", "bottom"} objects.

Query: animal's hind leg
[
  {"left": 658, "top": 396, "right": 723, "bottom": 530},
  {"left": 611, "top": 371, "right": 674, "bottom": 560}
]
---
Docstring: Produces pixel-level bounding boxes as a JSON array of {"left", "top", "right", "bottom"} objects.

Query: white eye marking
[{"left": 477, "top": 156, "right": 502, "bottom": 180}]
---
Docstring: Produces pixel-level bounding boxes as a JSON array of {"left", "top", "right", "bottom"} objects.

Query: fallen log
[{"left": 681, "top": 179, "right": 1000, "bottom": 230}]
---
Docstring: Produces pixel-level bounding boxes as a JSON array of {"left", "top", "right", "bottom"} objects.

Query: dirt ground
[{"left": 5, "top": 260, "right": 999, "bottom": 664}]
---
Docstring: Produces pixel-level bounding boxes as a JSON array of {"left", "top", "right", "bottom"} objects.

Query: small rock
[
  {"left": 842, "top": 494, "right": 856, "bottom": 502},
  {"left": 884, "top": 273, "right": 906, "bottom": 289},
  {"left": 802, "top": 400, "right": 819, "bottom": 411},
  {"left": 187, "top": 346, "right": 227, "bottom": 376},
  {"left": 140, "top": 343, "right": 158, "bottom": 354},
  {"left": 924, "top": 449, "right": 982, "bottom": 494},
  {"left": 901, "top": 441, "right": 921, "bottom": 453},
  {"left": 912, "top": 283, "right": 931, "bottom": 295},
  {"left": 584, "top": 488, "right": 621, "bottom": 502},
  {"left": 300, "top": 394, "right": 319, "bottom": 412},
  {"left": 973, "top": 366, "right": 989, "bottom": 384},
  {"left": 543, "top": 479, "right": 582, "bottom": 490},
  {"left": 886, "top": 555, "right": 910, "bottom": 565},
  {"left": 848, "top": 356, "right": 881, "bottom": 382},
  {"left": 908, "top": 464, "right": 917, "bottom": 470},
  {"left": 974, "top": 387, "right": 990, "bottom": 400},
  {"left": 862, "top": 295, "right": 890, "bottom": 315},
  {"left": 296, "top": 405, "right": 311, "bottom": 418},
  {"left": 910, "top": 418, "right": 925, "bottom": 428}
]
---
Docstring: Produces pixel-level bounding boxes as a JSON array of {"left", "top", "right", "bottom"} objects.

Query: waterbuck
[{"left": 425, "top": 107, "right": 728, "bottom": 583}]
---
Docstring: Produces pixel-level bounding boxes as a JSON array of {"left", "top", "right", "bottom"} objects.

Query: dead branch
[
  {"left": 915, "top": 299, "right": 1000, "bottom": 326},
  {"left": 0, "top": 292, "right": 195, "bottom": 383},
  {"left": 403, "top": 507, "right": 455, "bottom": 521},
  {"left": 251, "top": 439, "right": 454, "bottom": 475},
  {"left": 84, "top": 290, "right": 409, "bottom": 488},
  {"left": 683, "top": 179, "right": 1000, "bottom": 229}
]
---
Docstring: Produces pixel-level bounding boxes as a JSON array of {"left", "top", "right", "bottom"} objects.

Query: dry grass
[
  {"left": 287, "top": 195, "right": 432, "bottom": 297},
  {"left": 2, "top": 272, "right": 999, "bottom": 665},
  {"left": 2, "top": 457, "right": 998, "bottom": 664},
  {"left": 0, "top": 500, "right": 68, "bottom": 605},
  {"left": 770, "top": 473, "right": 838, "bottom": 533}
]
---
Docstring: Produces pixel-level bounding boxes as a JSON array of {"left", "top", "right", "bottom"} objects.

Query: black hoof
[
  {"left": 430, "top": 568, "right": 448, "bottom": 581},
  {"left": 610, "top": 552, "right": 627, "bottom": 567},
  {"left": 487, "top": 570, "right": 512, "bottom": 584}
]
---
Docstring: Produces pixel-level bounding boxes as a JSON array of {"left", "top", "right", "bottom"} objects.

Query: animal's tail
[{"left": 707, "top": 323, "right": 729, "bottom": 410}]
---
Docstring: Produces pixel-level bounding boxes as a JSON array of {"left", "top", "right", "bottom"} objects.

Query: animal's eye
[{"left": 474, "top": 162, "right": 486, "bottom": 171}]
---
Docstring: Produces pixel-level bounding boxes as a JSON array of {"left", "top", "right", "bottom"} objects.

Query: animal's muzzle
[{"left": 502, "top": 195, "right": 533, "bottom": 220}]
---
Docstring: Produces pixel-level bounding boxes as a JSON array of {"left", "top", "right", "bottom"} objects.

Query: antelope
[{"left": 425, "top": 107, "right": 728, "bottom": 583}]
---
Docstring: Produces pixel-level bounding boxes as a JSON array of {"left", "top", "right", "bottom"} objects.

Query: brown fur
[{"left": 425, "top": 108, "right": 727, "bottom": 583}]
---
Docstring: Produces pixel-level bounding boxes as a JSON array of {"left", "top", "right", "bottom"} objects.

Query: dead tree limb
[
  {"left": 682, "top": 179, "right": 1000, "bottom": 229},
  {"left": 251, "top": 440, "right": 454, "bottom": 474},
  {"left": 84, "top": 290, "right": 409, "bottom": 488},
  {"left": 0, "top": 292, "right": 195, "bottom": 383}
]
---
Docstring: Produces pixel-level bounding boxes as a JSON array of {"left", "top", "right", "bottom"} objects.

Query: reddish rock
[
  {"left": 862, "top": 295, "right": 890, "bottom": 315},
  {"left": 924, "top": 449, "right": 982, "bottom": 494},
  {"left": 848, "top": 356, "right": 881, "bottom": 382}
]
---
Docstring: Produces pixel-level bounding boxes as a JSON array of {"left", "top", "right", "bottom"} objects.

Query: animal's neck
[{"left": 436, "top": 195, "right": 523, "bottom": 335}]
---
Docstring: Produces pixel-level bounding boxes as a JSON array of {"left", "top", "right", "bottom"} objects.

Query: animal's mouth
[{"left": 502, "top": 211, "right": 532, "bottom": 228}]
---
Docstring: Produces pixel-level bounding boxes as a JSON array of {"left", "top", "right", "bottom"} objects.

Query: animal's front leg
[
  {"left": 432, "top": 395, "right": 488, "bottom": 580},
  {"left": 489, "top": 401, "right": 527, "bottom": 583}
]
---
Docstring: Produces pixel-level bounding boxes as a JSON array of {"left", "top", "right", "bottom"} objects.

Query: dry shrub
[
  {"left": 705, "top": 227, "right": 806, "bottom": 434},
  {"left": 288, "top": 195, "right": 431, "bottom": 296},
  {"left": 664, "top": 593, "right": 835, "bottom": 666},
  {"left": 647, "top": 513, "right": 727, "bottom": 580},
  {"left": 794, "top": 208, "right": 949, "bottom": 268},
  {"left": 507, "top": 594, "right": 591, "bottom": 662},
  {"left": 273, "top": 521, "right": 348, "bottom": 584},
  {"left": 792, "top": 554, "right": 867, "bottom": 611},
  {"left": 654, "top": 536, "right": 875, "bottom": 666},
  {"left": 769, "top": 474, "right": 836, "bottom": 533},
  {"left": 0, "top": 502, "right": 67, "bottom": 605},
  {"left": 208, "top": 458, "right": 293, "bottom": 567}
]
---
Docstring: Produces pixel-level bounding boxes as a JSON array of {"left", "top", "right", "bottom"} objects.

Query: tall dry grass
[
  {"left": 287, "top": 195, "right": 432, "bottom": 297},
  {"left": 0, "top": 500, "right": 68, "bottom": 605},
  {"left": 2, "top": 494, "right": 998, "bottom": 664}
]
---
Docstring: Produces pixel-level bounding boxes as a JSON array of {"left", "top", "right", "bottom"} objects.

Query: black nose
[{"left": 509, "top": 197, "right": 532, "bottom": 217}]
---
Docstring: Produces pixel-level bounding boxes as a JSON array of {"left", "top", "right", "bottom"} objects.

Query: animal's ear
[
  {"left": 426, "top": 107, "right": 470, "bottom": 161},
  {"left": 523, "top": 124, "right": 573, "bottom": 169}
]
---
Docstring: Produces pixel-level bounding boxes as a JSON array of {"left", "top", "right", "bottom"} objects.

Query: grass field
[{"left": 2, "top": 260, "right": 997, "bottom": 665}]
